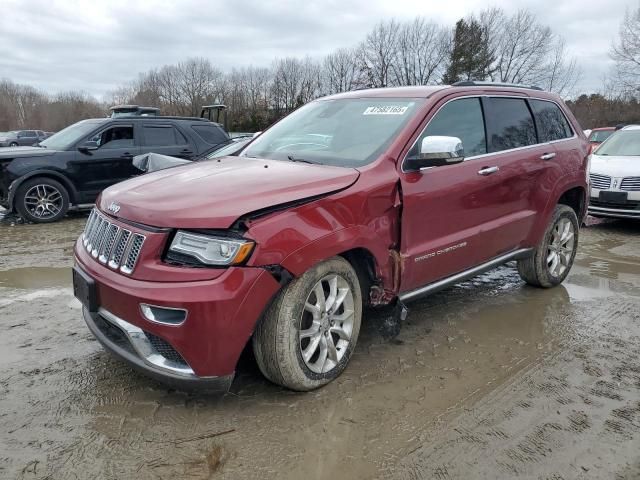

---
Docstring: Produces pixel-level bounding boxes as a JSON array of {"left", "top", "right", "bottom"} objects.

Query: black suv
[{"left": 0, "top": 116, "right": 229, "bottom": 223}]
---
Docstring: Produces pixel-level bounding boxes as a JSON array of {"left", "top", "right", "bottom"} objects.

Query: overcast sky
[{"left": 0, "top": 0, "right": 635, "bottom": 99}]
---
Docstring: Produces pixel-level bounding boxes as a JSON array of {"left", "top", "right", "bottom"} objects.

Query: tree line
[{"left": 1, "top": 6, "right": 638, "bottom": 134}]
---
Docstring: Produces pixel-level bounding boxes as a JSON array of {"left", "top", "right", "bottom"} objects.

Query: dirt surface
[{"left": 0, "top": 210, "right": 639, "bottom": 480}]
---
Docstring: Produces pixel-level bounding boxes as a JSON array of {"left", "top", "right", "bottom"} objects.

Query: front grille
[
  {"left": 590, "top": 199, "right": 640, "bottom": 210},
  {"left": 589, "top": 173, "right": 611, "bottom": 190},
  {"left": 144, "top": 332, "right": 188, "bottom": 366},
  {"left": 82, "top": 209, "right": 145, "bottom": 275},
  {"left": 621, "top": 176, "right": 640, "bottom": 192}
]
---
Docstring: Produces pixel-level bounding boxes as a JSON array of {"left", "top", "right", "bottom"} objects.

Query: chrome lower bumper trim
[
  {"left": 588, "top": 206, "right": 640, "bottom": 218},
  {"left": 83, "top": 307, "right": 233, "bottom": 392},
  {"left": 98, "top": 308, "right": 194, "bottom": 376}
]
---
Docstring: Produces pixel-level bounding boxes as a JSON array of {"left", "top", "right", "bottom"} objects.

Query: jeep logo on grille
[{"left": 108, "top": 202, "right": 121, "bottom": 214}]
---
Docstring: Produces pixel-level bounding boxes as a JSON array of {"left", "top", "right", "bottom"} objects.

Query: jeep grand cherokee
[{"left": 73, "top": 83, "right": 589, "bottom": 392}]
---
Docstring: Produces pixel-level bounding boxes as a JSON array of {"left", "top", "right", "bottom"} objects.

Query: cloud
[{"left": 0, "top": 0, "right": 634, "bottom": 98}]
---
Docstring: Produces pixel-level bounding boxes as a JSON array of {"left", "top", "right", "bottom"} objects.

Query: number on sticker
[{"left": 363, "top": 106, "right": 408, "bottom": 115}]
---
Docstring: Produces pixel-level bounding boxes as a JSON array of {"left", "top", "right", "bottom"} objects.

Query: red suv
[{"left": 73, "top": 83, "right": 589, "bottom": 392}]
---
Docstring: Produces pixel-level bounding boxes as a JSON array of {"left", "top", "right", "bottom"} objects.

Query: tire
[
  {"left": 253, "top": 256, "right": 363, "bottom": 391},
  {"left": 9, "top": 142, "right": 18, "bottom": 147},
  {"left": 517, "top": 204, "right": 579, "bottom": 288},
  {"left": 15, "top": 177, "right": 70, "bottom": 223}
]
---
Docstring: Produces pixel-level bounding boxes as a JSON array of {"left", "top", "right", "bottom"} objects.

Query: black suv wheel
[{"left": 15, "top": 177, "right": 70, "bottom": 223}]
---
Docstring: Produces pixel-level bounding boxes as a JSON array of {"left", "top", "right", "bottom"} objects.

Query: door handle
[
  {"left": 181, "top": 149, "right": 193, "bottom": 155},
  {"left": 478, "top": 166, "right": 499, "bottom": 176},
  {"left": 540, "top": 152, "right": 556, "bottom": 160},
  {"left": 120, "top": 152, "right": 133, "bottom": 159}
]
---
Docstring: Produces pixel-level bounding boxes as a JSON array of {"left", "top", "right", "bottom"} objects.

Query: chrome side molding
[{"left": 399, "top": 248, "right": 533, "bottom": 303}]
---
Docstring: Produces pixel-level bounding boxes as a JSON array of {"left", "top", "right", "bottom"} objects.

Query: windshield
[
  {"left": 589, "top": 130, "right": 614, "bottom": 142},
  {"left": 39, "top": 120, "right": 104, "bottom": 150},
  {"left": 240, "top": 98, "right": 423, "bottom": 167},
  {"left": 595, "top": 130, "right": 640, "bottom": 156}
]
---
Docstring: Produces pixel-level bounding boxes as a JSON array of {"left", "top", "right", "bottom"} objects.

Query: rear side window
[
  {"left": 484, "top": 98, "right": 536, "bottom": 152},
  {"left": 588, "top": 130, "right": 614, "bottom": 142},
  {"left": 142, "top": 125, "right": 187, "bottom": 146},
  {"left": 529, "top": 100, "right": 573, "bottom": 142},
  {"left": 192, "top": 124, "right": 228, "bottom": 145},
  {"left": 410, "top": 97, "right": 487, "bottom": 158}
]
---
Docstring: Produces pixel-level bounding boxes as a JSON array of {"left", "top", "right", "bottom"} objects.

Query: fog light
[{"left": 140, "top": 304, "right": 187, "bottom": 326}]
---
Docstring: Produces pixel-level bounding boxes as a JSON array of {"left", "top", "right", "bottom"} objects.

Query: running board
[{"left": 399, "top": 248, "right": 533, "bottom": 303}]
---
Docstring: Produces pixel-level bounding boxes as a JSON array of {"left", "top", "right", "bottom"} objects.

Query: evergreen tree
[{"left": 442, "top": 19, "right": 493, "bottom": 84}]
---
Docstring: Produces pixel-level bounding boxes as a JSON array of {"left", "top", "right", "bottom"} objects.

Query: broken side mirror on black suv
[{"left": 404, "top": 136, "right": 465, "bottom": 171}]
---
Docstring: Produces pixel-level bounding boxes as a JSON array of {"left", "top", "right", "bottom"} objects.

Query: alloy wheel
[
  {"left": 23, "top": 184, "right": 63, "bottom": 219},
  {"left": 299, "top": 274, "right": 355, "bottom": 374},
  {"left": 547, "top": 217, "right": 575, "bottom": 277}
]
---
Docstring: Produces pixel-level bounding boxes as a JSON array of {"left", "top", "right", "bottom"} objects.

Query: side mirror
[
  {"left": 404, "top": 136, "right": 465, "bottom": 171},
  {"left": 78, "top": 140, "right": 99, "bottom": 153}
]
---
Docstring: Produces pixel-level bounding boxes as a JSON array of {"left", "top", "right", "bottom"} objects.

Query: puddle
[{"left": 0, "top": 267, "right": 71, "bottom": 289}]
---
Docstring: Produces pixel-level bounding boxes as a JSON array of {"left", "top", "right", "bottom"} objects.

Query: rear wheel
[
  {"left": 9, "top": 142, "right": 18, "bottom": 147},
  {"left": 253, "top": 257, "right": 362, "bottom": 391},
  {"left": 15, "top": 177, "right": 70, "bottom": 223},
  {"left": 517, "top": 204, "right": 579, "bottom": 287}
]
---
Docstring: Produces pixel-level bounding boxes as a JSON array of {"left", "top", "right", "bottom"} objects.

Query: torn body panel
[{"left": 245, "top": 162, "right": 403, "bottom": 305}]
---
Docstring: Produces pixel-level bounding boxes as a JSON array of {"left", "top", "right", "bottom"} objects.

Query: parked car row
[
  {"left": 71, "top": 82, "right": 590, "bottom": 393},
  {"left": 0, "top": 130, "right": 51, "bottom": 147}
]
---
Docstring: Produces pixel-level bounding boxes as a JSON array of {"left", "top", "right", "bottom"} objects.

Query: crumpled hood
[
  {"left": 0, "top": 146, "right": 57, "bottom": 159},
  {"left": 99, "top": 156, "right": 360, "bottom": 228},
  {"left": 591, "top": 154, "right": 640, "bottom": 178}
]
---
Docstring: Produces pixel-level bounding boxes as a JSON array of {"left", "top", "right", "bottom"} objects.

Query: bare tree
[
  {"left": 542, "top": 38, "right": 581, "bottom": 97},
  {"left": 391, "top": 18, "right": 450, "bottom": 86},
  {"left": 611, "top": 6, "right": 640, "bottom": 96},
  {"left": 359, "top": 19, "right": 400, "bottom": 88},
  {"left": 323, "top": 48, "right": 362, "bottom": 94}
]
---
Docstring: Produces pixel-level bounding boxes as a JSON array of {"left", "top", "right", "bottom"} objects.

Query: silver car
[{"left": 0, "top": 130, "right": 47, "bottom": 147}]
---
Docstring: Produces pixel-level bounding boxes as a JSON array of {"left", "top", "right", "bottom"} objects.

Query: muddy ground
[{"left": 0, "top": 211, "right": 639, "bottom": 480}]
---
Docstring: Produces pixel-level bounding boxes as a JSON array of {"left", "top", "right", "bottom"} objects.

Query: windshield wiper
[{"left": 287, "top": 155, "right": 316, "bottom": 164}]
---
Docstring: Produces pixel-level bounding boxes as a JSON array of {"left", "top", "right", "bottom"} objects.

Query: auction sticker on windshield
[{"left": 363, "top": 105, "right": 409, "bottom": 115}]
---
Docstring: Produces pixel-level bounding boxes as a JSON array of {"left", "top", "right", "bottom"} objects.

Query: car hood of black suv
[{"left": 0, "top": 146, "right": 58, "bottom": 159}]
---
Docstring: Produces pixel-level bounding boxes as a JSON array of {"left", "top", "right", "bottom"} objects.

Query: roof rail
[{"left": 452, "top": 81, "right": 543, "bottom": 91}]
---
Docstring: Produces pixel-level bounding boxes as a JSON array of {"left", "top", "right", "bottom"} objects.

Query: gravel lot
[{"left": 1, "top": 212, "right": 639, "bottom": 480}]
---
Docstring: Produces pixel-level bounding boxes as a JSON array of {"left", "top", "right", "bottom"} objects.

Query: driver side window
[
  {"left": 408, "top": 97, "right": 487, "bottom": 159},
  {"left": 90, "top": 125, "right": 134, "bottom": 149}
]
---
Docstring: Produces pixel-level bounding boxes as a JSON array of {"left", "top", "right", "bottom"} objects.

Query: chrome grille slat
[
  {"left": 621, "top": 177, "right": 640, "bottom": 192},
  {"left": 91, "top": 220, "right": 109, "bottom": 257},
  {"left": 81, "top": 208, "right": 146, "bottom": 275},
  {"left": 121, "top": 234, "right": 145, "bottom": 274},
  {"left": 99, "top": 224, "right": 120, "bottom": 263},
  {"left": 109, "top": 230, "right": 132, "bottom": 269},
  {"left": 589, "top": 173, "right": 611, "bottom": 190}
]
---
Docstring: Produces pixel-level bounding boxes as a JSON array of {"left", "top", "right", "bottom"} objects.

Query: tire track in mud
[{"left": 387, "top": 297, "right": 640, "bottom": 480}]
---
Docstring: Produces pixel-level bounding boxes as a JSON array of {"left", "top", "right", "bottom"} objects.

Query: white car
[{"left": 589, "top": 125, "right": 640, "bottom": 219}]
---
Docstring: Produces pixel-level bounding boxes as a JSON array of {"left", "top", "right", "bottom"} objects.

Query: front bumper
[
  {"left": 589, "top": 187, "right": 640, "bottom": 219},
  {"left": 84, "top": 307, "right": 234, "bottom": 392},
  {"left": 75, "top": 238, "right": 281, "bottom": 389}
]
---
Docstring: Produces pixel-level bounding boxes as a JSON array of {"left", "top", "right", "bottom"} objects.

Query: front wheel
[
  {"left": 517, "top": 204, "right": 579, "bottom": 288},
  {"left": 253, "top": 256, "right": 362, "bottom": 391},
  {"left": 15, "top": 177, "right": 70, "bottom": 223},
  {"left": 9, "top": 142, "right": 18, "bottom": 147}
]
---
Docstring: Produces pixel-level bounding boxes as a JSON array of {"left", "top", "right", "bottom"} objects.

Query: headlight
[{"left": 168, "top": 231, "right": 254, "bottom": 266}]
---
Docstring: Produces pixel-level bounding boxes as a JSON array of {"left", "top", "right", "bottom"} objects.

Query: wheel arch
[
  {"left": 9, "top": 171, "right": 78, "bottom": 209},
  {"left": 557, "top": 185, "right": 587, "bottom": 221},
  {"left": 277, "top": 225, "right": 396, "bottom": 304}
]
